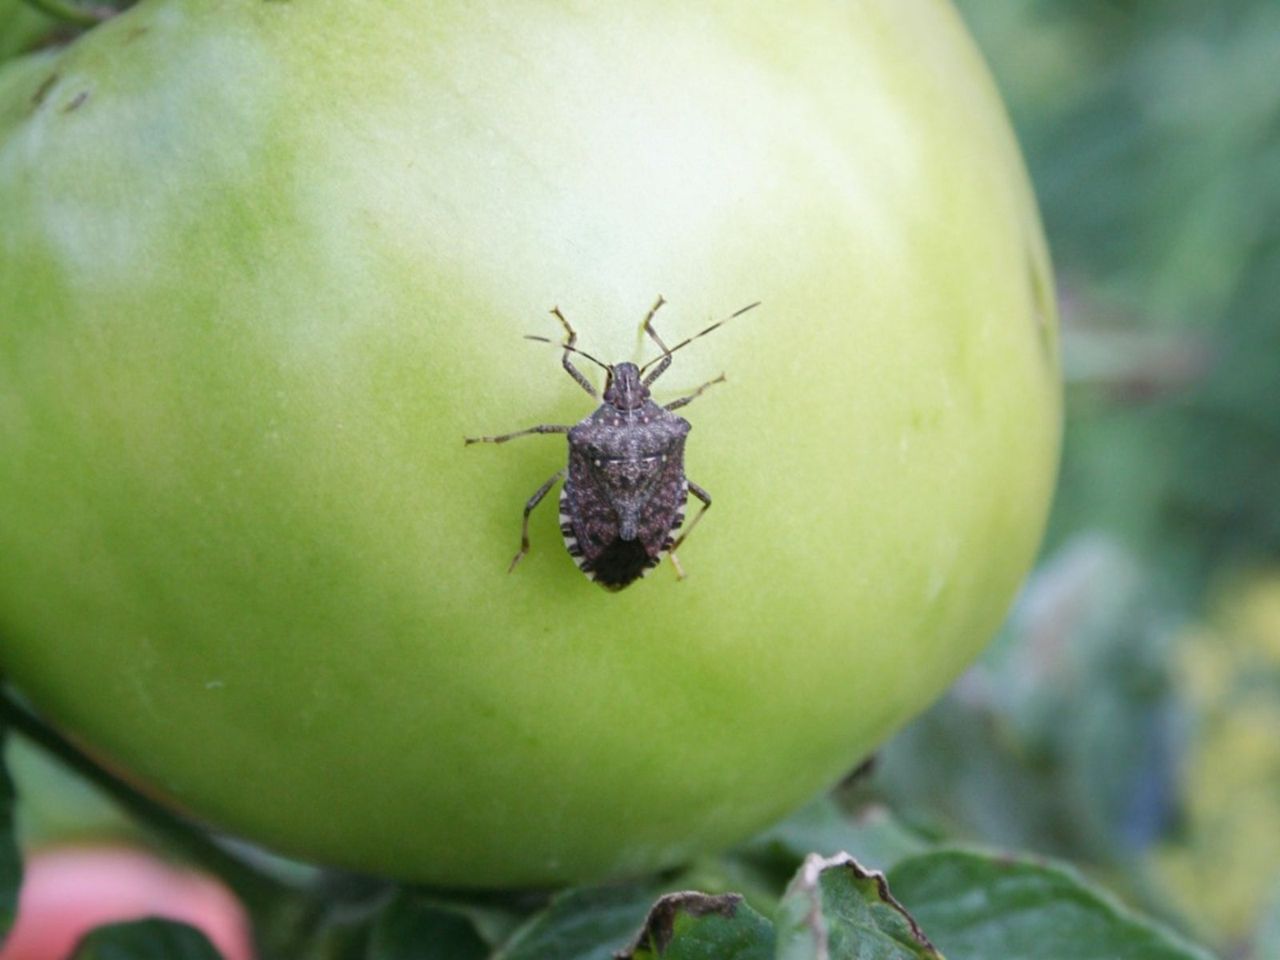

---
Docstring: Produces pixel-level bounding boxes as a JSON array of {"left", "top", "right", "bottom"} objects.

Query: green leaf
[
  {"left": 887, "top": 849, "right": 1218, "bottom": 960},
  {"left": 619, "top": 892, "right": 774, "bottom": 960},
  {"left": 0, "top": 722, "right": 21, "bottom": 940},
  {"left": 739, "top": 797, "right": 929, "bottom": 874},
  {"left": 383, "top": 889, "right": 531, "bottom": 949},
  {"left": 493, "top": 883, "right": 660, "bottom": 960},
  {"left": 71, "top": 918, "right": 225, "bottom": 960},
  {"left": 369, "top": 894, "right": 489, "bottom": 960},
  {"left": 775, "top": 853, "right": 940, "bottom": 960},
  {"left": 1, "top": 0, "right": 57, "bottom": 61},
  {"left": 304, "top": 920, "right": 371, "bottom": 960}
]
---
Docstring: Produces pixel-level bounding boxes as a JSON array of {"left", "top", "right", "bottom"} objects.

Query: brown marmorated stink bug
[{"left": 465, "top": 297, "right": 760, "bottom": 590}]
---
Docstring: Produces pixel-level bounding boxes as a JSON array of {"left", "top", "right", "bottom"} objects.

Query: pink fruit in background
[{"left": 0, "top": 846, "right": 253, "bottom": 960}]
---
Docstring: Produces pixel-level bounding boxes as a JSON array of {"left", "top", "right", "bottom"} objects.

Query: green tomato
[{"left": 0, "top": 0, "right": 1060, "bottom": 886}]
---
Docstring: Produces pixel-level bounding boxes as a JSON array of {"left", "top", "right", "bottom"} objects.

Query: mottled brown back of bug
[{"left": 560, "top": 426, "right": 690, "bottom": 589}]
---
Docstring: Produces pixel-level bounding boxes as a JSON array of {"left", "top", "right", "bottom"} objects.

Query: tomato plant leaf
[
  {"left": 71, "top": 918, "right": 225, "bottom": 960},
  {"left": 368, "top": 894, "right": 489, "bottom": 960},
  {"left": 737, "top": 797, "right": 929, "bottom": 875},
  {"left": 0, "top": 722, "right": 20, "bottom": 940},
  {"left": 887, "top": 848, "right": 1218, "bottom": 960},
  {"left": 493, "top": 883, "right": 661, "bottom": 960},
  {"left": 0, "top": 0, "right": 56, "bottom": 61},
  {"left": 775, "top": 853, "right": 941, "bottom": 960},
  {"left": 617, "top": 891, "right": 774, "bottom": 960}
]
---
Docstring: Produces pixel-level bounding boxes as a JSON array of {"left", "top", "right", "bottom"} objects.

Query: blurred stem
[
  {"left": 19, "top": 0, "right": 110, "bottom": 28},
  {"left": 0, "top": 689, "right": 297, "bottom": 955}
]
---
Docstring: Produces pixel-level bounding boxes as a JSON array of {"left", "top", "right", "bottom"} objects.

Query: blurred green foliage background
[{"left": 865, "top": 2, "right": 1280, "bottom": 956}]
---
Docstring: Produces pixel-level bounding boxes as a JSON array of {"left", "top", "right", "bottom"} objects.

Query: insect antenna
[
  {"left": 524, "top": 335, "right": 613, "bottom": 373},
  {"left": 639, "top": 301, "right": 762, "bottom": 375}
]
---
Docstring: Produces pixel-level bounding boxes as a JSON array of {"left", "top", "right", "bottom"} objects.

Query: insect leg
[
  {"left": 509, "top": 469, "right": 566, "bottom": 573},
  {"left": 464, "top": 424, "right": 570, "bottom": 445},
  {"left": 668, "top": 480, "right": 711, "bottom": 579},
  {"left": 550, "top": 306, "right": 599, "bottom": 398},
  {"left": 669, "top": 551, "right": 686, "bottom": 580},
  {"left": 664, "top": 373, "right": 727, "bottom": 411},
  {"left": 640, "top": 295, "right": 673, "bottom": 386}
]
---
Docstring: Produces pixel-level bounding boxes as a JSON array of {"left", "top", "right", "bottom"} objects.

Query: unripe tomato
[{"left": 0, "top": 0, "right": 1059, "bottom": 885}]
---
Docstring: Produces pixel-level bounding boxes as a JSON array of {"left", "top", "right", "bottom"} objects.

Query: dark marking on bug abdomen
[{"left": 590, "top": 538, "right": 653, "bottom": 590}]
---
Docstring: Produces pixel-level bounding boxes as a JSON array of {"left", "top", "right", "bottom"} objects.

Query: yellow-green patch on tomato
[{"left": 0, "top": 0, "right": 1059, "bottom": 885}]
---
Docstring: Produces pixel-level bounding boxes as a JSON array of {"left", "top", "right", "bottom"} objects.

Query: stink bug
[{"left": 465, "top": 297, "right": 760, "bottom": 590}]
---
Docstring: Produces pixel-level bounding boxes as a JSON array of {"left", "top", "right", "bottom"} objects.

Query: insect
[{"left": 465, "top": 296, "right": 760, "bottom": 590}]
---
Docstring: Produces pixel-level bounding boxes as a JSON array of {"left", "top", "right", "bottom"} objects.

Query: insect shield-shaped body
[
  {"left": 466, "top": 298, "right": 759, "bottom": 590},
  {"left": 561, "top": 363, "right": 690, "bottom": 589}
]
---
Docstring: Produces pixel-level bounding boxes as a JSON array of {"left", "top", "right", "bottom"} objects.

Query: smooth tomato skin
[
  {"left": 0, "top": 1, "right": 1059, "bottom": 885},
  {"left": 0, "top": 846, "right": 253, "bottom": 960}
]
